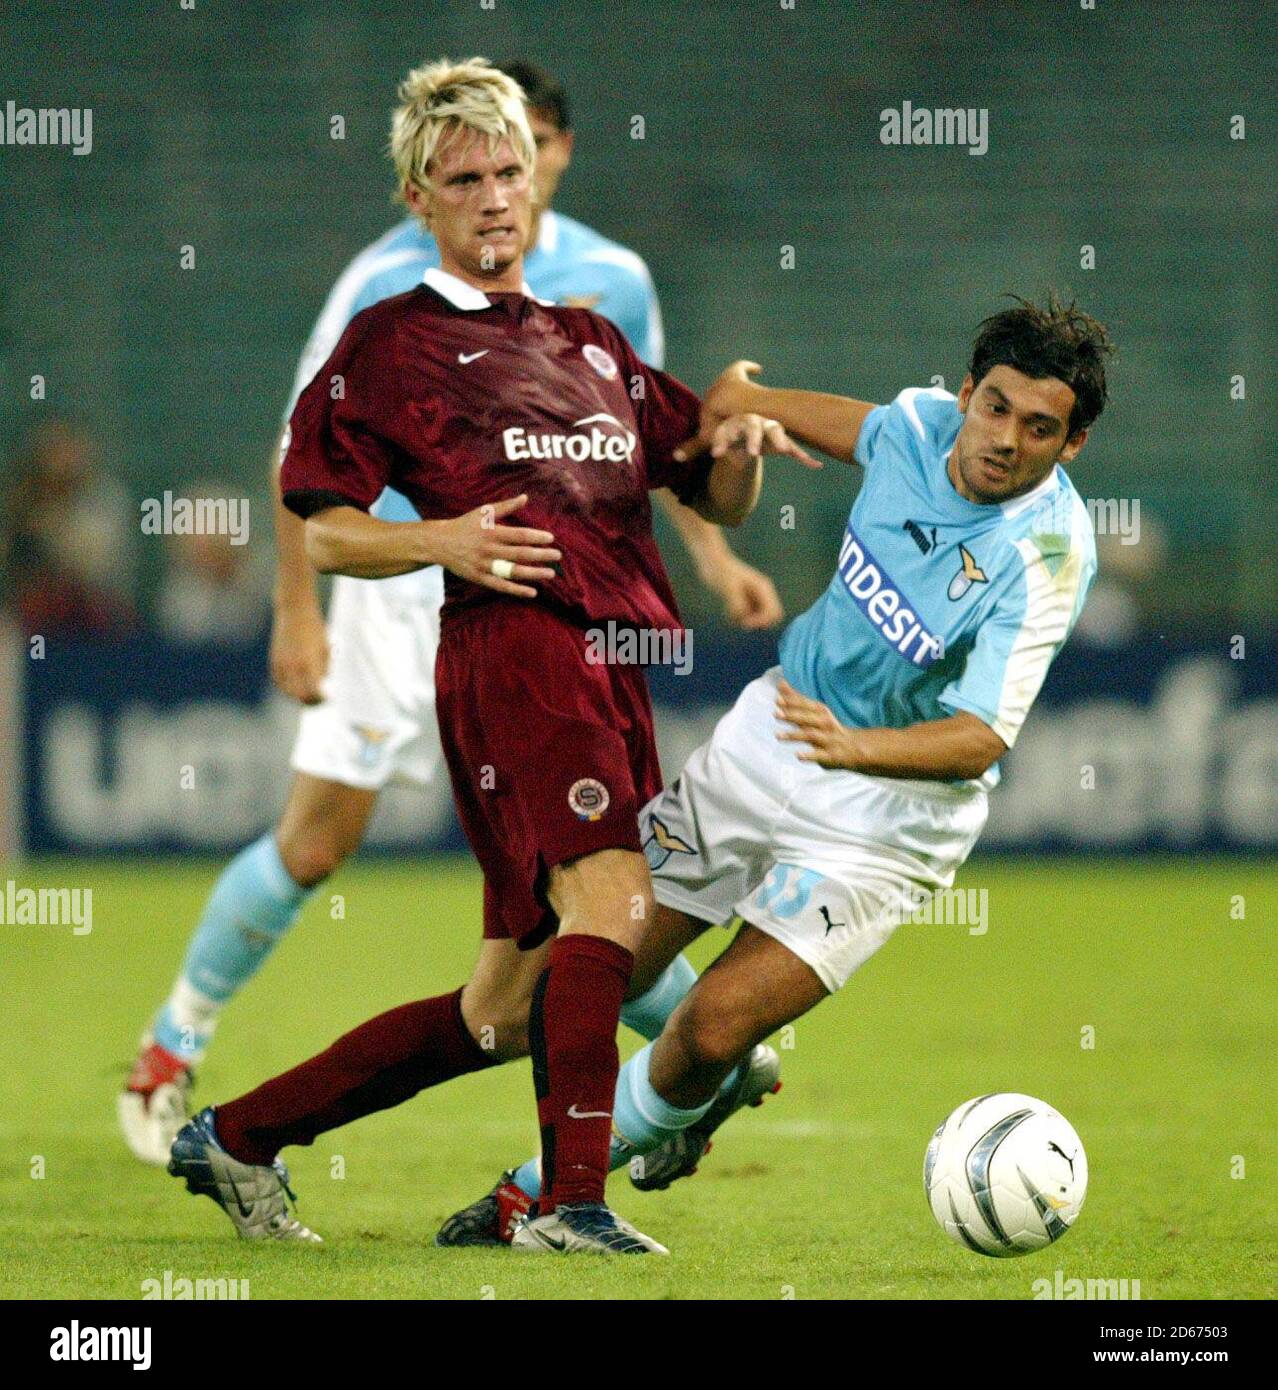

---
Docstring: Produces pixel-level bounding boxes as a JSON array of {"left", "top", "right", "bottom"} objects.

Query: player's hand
[
  {"left": 711, "top": 414, "right": 822, "bottom": 470},
  {"left": 424, "top": 494, "right": 561, "bottom": 599},
  {"left": 706, "top": 359, "right": 765, "bottom": 417},
  {"left": 674, "top": 360, "right": 768, "bottom": 465},
  {"left": 775, "top": 678, "right": 862, "bottom": 770},
  {"left": 269, "top": 598, "right": 330, "bottom": 704},
  {"left": 704, "top": 556, "right": 785, "bottom": 630}
]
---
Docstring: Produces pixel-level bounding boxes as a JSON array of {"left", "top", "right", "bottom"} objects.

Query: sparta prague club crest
[
  {"left": 568, "top": 778, "right": 610, "bottom": 821},
  {"left": 582, "top": 343, "right": 619, "bottom": 380}
]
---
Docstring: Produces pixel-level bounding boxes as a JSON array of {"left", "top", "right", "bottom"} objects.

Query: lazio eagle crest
[{"left": 947, "top": 544, "right": 989, "bottom": 601}]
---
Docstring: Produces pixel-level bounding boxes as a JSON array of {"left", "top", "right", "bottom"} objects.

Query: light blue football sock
[
  {"left": 511, "top": 1041, "right": 723, "bottom": 1199},
  {"left": 510, "top": 1156, "right": 544, "bottom": 1198},
  {"left": 618, "top": 953, "right": 697, "bottom": 1039},
  {"left": 153, "top": 833, "right": 313, "bottom": 1061},
  {"left": 617, "top": 964, "right": 747, "bottom": 1124}
]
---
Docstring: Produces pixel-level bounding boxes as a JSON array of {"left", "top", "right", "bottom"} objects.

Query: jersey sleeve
[
  {"left": 279, "top": 311, "right": 401, "bottom": 519},
  {"left": 283, "top": 267, "right": 405, "bottom": 425},
  {"left": 852, "top": 403, "right": 891, "bottom": 467},
  {"left": 854, "top": 386, "right": 956, "bottom": 469},
  {"left": 594, "top": 320, "right": 707, "bottom": 503},
  {"left": 585, "top": 256, "right": 666, "bottom": 368},
  {"left": 939, "top": 524, "right": 1096, "bottom": 747},
  {"left": 281, "top": 219, "right": 438, "bottom": 422}
]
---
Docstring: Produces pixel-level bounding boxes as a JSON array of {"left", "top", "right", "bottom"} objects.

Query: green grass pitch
[{"left": 0, "top": 855, "right": 1272, "bottom": 1300}]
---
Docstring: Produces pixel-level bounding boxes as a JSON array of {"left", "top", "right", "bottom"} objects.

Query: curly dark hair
[{"left": 969, "top": 294, "right": 1114, "bottom": 435}]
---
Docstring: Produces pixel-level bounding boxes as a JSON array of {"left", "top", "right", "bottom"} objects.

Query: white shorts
[
  {"left": 290, "top": 568, "right": 446, "bottom": 791},
  {"left": 641, "top": 666, "right": 989, "bottom": 992}
]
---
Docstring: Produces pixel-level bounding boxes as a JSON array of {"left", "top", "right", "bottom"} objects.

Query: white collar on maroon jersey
[{"left": 422, "top": 266, "right": 545, "bottom": 310}]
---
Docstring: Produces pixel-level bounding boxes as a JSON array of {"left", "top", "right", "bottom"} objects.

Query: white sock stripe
[{"left": 167, "top": 976, "right": 222, "bottom": 1032}]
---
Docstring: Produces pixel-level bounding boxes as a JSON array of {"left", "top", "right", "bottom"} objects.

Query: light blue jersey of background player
[{"left": 779, "top": 386, "right": 1097, "bottom": 788}]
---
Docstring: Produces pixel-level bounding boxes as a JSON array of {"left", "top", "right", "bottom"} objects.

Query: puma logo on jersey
[
  {"left": 903, "top": 519, "right": 939, "bottom": 555},
  {"left": 947, "top": 544, "right": 989, "bottom": 601}
]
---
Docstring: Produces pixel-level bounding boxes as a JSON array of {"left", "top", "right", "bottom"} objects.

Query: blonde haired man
[
  {"left": 122, "top": 57, "right": 780, "bottom": 1167},
  {"left": 390, "top": 57, "right": 534, "bottom": 181},
  {"left": 166, "top": 57, "right": 811, "bottom": 1254}
]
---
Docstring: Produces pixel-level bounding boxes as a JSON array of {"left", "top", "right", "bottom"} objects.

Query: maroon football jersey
[{"left": 281, "top": 267, "right": 709, "bottom": 631}]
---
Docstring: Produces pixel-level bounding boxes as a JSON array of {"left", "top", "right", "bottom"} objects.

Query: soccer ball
[{"left": 924, "top": 1092, "right": 1087, "bottom": 1257}]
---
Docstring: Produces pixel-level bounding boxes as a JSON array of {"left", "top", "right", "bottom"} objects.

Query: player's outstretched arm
[
  {"left": 682, "top": 361, "right": 880, "bottom": 465},
  {"left": 303, "top": 494, "right": 561, "bottom": 599},
  {"left": 775, "top": 679, "right": 1006, "bottom": 781},
  {"left": 269, "top": 435, "right": 330, "bottom": 705},
  {"left": 653, "top": 489, "right": 784, "bottom": 629},
  {"left": 690, "top": 414, "right": 821, "bottom": 528}
]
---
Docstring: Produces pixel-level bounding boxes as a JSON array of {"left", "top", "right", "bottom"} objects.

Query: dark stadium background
[
  {"left": 0, "top": 0, "right": 1274, "bottom": 1312},
  {"left": 0, "top": 0, "right": 1274, "bottom": 852}
]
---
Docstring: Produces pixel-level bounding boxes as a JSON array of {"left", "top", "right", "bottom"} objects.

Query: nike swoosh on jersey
[
  {"left": 457, "top": 350, "right": 490, "bottom": 364},
  {"left": 566, "top": 1104, "right": 612, "bottom": 1120}
]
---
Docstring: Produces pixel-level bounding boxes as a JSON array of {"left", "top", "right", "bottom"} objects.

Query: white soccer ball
[{"left": 924, "top": 1092, "right": 1087, "bottom": 1257}]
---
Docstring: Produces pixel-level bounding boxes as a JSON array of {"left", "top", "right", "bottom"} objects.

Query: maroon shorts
[{"left": 435, "top": 602, "right": 664, "bottom": 950}]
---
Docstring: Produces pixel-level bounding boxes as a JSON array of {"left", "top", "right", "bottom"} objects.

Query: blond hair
[{"left": 389, "top": 57, "right": 534, "bottom": 206}]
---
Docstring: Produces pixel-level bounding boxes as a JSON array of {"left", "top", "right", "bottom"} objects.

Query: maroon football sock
[
  {"left": 529, "top": 934, "right": 633, "bottom": 1211},
  {"left": 214, "top": 988, "right": 492, "bottom": 1165}
]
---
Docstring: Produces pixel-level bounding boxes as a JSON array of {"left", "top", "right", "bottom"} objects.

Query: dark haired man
[{"left": 444, "top": 297, "right": 1115, "bottom": 1242}]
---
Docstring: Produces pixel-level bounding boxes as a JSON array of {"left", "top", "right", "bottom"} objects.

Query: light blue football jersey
[
  {"left": 778, "top": 387, "right": 1097, "bottom": 788},
  {"left": 282, "top": 210, "right": 664, "bottom": 525}
]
